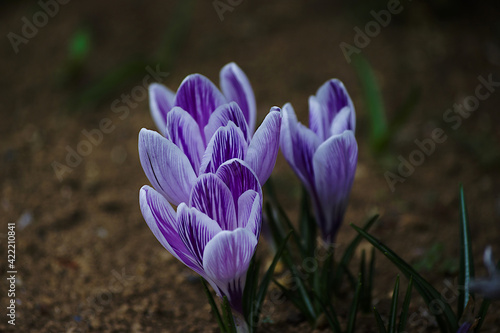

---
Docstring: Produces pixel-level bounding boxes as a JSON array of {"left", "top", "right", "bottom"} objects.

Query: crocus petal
[
  {"left": 199, "top": 122, "right": 248, "bottom": 174},
  {"left": 204, "top": 102, "right": 250, "bottom": 143},
  {"left": 203, "top": 228, "right": 257, "bottom": 313},
  {"left": 308, "top": 96, "right": 327, "bottom": 141},
  {"left": 138, "top": 128, "right": 197, "bottom": 206},
  {"left": 165, "top": 107, "right": 205, "bottom": 173},
  {"left": 149, "top": 83, "right": 175, "bottom": 136},
  {"left": 177, "top": 204, "right": 222, "bottom": 270},
  {"left": 174, "top": 74, "right": 227, "bottom": 140},
  {"left": 220, "top": 62, "right": 256, "bottom": 134},
  {"left": 329, "top": 106, "right": 352, "bottom": 136},
  {"left": 315, "top": 79, "right": 355, "bottom": 132},
  {"left": 245, "top": 107, "right": 281, "bottom": 185},
  {"left": 237, "top": 190, "right": 262, "bottom": 239},
  {"left": 189, "top": 173, "right": 237, "bottom": 231},
  {"left": 216, "top": 159, "right": 262, "bottom": 206},
  {"left": 280, "top": 103, "right": 321, "bottom": 191},
  {"left": 312, "top": 131, "right": 358, "bottom": 242},
  {"left": 139, "top": 186, "right": 201, "bottom": 274}
]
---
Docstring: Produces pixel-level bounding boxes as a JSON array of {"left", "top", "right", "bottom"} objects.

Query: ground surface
[{"left": 1, "top": 0, "right": 500, "bottom": 332}]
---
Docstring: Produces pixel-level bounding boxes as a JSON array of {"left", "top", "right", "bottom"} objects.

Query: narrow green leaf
[
  {"left": 201, "top": 278, "right": 226, "bottom": 333},
  {"left": 458, "top": 184, "right": 475, "bottom": 318},
  {"left": 222, "top": 296, "right": 237, "bottom": 333},
  {"left": 346, "top": 274, "right": 363, "bottom": 333},
  {"left": 373, "top": 307, "right": 387, "bottom": 333},
  {"left": 367, "top": 247, "right": 376, "bottom": 310},
  {"left": 351, "top": 224, "right": 458, "bottom": 332},
  {"left": 252, "top": 232, "right": 293, "bottom": 328},
  {"left": 359, "top": 250, "right": 368, "bottom": 312},
  {"left": 473, "top": 298, "right": 491, "bottom": 333},
  {"left": 352, "top": 55, "right": 388, "bottom": 152},
  {"left": 273, "top": 279, "right": 316, "bottom": 323},
  {"left": 398, "top": 276, "right": 413, "bottom": 332},
  {"left": 299, "top": 186, "right": 316, "bottom": 258},
  {"left": 333, "top": 214, "right": 379, "bottom": 293},
  {"left": 388, "top": 275, "right": 400, "bottom": 333},
  {"left": 312, "top": 290, "right": 342, "bottom": 333}
]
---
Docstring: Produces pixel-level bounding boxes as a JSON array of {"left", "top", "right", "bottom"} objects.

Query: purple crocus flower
[
  {"left": 140, "top": 158, "right": 262, "bottom": 315},
  {"left": 469, "top": 246, "right": 500, "bottom": 300},
  {"left": 143, "top": 63, "right": 280, "bottom": 198},
  {"left": 150, "top": 62, "right": 256, "bottom": 136},
  {"left": 280, "top": 79, "right": 358, "bottom": 243},
  {"left": 139, "top": 105, "right": 280, "bottom": 206}
]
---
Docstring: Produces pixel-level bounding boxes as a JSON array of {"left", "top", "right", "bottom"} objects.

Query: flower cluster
[
  {"left": 138, "top": 63, "right": 358, "bottom": 323},
  {"left": 138, "top": 63, "right": 281, "bottom": 315}
]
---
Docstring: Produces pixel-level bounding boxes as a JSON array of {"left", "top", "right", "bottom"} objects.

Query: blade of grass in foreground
[
  {"left": 458, "top": 184, "right": 475, "bottom": 319},
  {"left": 351, "top": 224, "right": 458, "bottom": 332}
]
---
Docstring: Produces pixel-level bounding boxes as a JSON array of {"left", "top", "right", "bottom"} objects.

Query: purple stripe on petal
[
  {"left": 204, "top": 102, "right": 250, "bottom": 143},
  {"left": 189, "top": 174, "right": 237, "bottom": 231},
  {"left": 245, "top": 108, "right": 281, "bottom": 185},
  {"left": 178, "top": 204, "right": 222, "bottom": 269},
  {"left": 166, "top": 107, "right": 205, "bottom": 173},
  {"left": 138, "top": 129, "right": 197, "bottom": 206},
  {"left": 312, "top": 131, "right": 358, "bottom": 243},
  {"left": 199, "top": 123, "right": 248, "bottom": 175},
  {"left": 220, "top": 62, "right": 256, "bottom": 134},
  {"left": 174, "top": 74, "right": 227, "bottom": 141},
  {"left": 149, "top": 83, "right": 175, "bottom": 136},
  {"left": 203, "top": 228, "right": 258, "bottom": 313},
  {"left": 216, "top": 159, "right": 262, "bottom": 206},
  {"left": 237, "top": 190, "right": 262, "bottom": 239},
  {"left": 456, "top": 322, "right": 472, "bottom": 333},
  {"left": 139, "top": 186, "right": 202, "bottom": 275}
]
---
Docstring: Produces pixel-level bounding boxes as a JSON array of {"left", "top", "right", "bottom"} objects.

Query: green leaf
[
  {"left": 346, "top": 274, "right": 363, "bottom": 333},
  {"left": 222, "top": 296, "right": 237, "bottom": 333},
  {"left": 351, "top": 55, "right": 388, "bottom": 153},
  {"left": 312, "top": 290, "right": 342, "bottom": 333},
  {"left": 473, "top": 298, "right": 491, "bottom": 333},
  {"left": 273, "top": 279, "right": 316, "bottom": 323},
  {"left": 299, "top": 186, "right": 316, "bottom": 258},
  {"left": 373, "top": 307, "right": 387, "bottom": 333},
  {"left": 398, "top": 276, "right": 413, "bottom": 332},
  {"left": 333, "top": 214, "right": 379, "bottom": 293},
  {"left": 350, "top": 224, "right": 458, "bottom": 332},
  {"left": 458, "top": 184, "right": 475, "bottom": 318},
  {"left": 201, "top": 278, "right": 226, "bottom": 333},
  {"left": 250, "top": 232, "right": 292, "bottom": 331},
  {"left": 388, "top": 275, "right": 400, "bottom": 333}
]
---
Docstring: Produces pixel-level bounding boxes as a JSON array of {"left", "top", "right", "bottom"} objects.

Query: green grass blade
[
  {"left": 312, "top": 290, "right": 342, "bottom": 333},
  {"left": 458, "top": 184, "right": 475, "bottom": 318},
  {"left": 373, "top": 307, "right": 387, "bottom": 333},
  {"left": 398, "top": 276, "right": 413, "bottom": 332},
  {"left": 273, "top": 279, "right": 316, "bottom": 323},
  {"left": 201, "top": 278, "right": 226, "bottom": 333},
  {"left": 473, "top": 298, "right": 491, "bottom": 333},
  {"left": 299, "top": 186, "right": 316, "bottom": 258},
  {"left": 333, "top": 214, "right": 379, "bottom": 293},
  {"left": 222, "top": 296, "right": 237, "bottom": 333},
  {"left": 351, "top": 224, "right": 458, "bottom": 332},
  {"left": 388, "top": 275, "right": 400, "bottom": 333},
  {"left": 346, "top": 274, "right": 363, "bottom": 333},
  {"left": 352, "top": 55, "right": 388, "bottom": 153},
  {"left": 252, "top": 232, "right": 293, "bottom": 328}
]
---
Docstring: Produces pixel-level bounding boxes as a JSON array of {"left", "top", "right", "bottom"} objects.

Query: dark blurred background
[{"left": 1, "top": 0, "right": 500, "bottom": 331}]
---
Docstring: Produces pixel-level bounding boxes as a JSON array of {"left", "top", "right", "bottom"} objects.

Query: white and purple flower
[
  {"left": 140, "top": 159, "right": 262, "bottom": 314},
  {"left": 280, "top": 79, "right": 358, "bottom": 243},
  {"left": 140, "top": 63, "right": 281, "bottom": 207}
]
